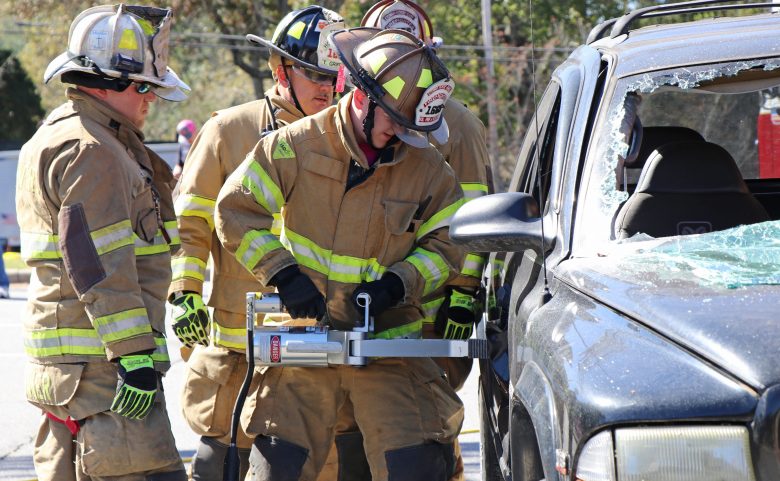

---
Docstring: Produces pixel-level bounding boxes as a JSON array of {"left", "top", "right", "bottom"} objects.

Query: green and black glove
[
  {"left": 111, "top": 354, "right": 157, "bottom": 420},
  {"left": 435, "top": 289, "right": 478, "bottom": 340},
  {"left": 170, "top": 292, "right": 210, "bottom": 347}
]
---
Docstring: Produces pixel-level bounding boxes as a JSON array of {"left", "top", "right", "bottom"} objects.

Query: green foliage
[
  {"left": 0, "top": 50, "right": 44, "bottom": 147},
  {"left": 3, "top": 0, "right": 772, "bottom": 187}
]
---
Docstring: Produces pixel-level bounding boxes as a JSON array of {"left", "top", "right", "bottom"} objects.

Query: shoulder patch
[{"left": 273, "top": 138, "right": 295, "bottom": 160}]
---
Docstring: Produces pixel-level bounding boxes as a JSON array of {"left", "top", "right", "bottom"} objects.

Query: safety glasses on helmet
[{"left": 286, "top": 64, "right": 337, "bottom": 87}]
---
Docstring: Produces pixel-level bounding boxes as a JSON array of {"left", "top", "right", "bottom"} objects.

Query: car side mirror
[{"left": 450, "top": 192, "right": 549, "bottom": 254}]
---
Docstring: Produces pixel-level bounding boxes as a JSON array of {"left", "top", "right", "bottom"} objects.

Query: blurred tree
[{"left": 0, "top": 50, "right": 44, "bottom": 148}]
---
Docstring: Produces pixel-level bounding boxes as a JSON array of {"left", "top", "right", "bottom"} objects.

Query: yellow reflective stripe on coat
[
  {"left": 271, "top": 212, "right": 283, "bottom": 236},
  {"left": 420, "top": 296, "right": 446, "bottom": 325},
  {"left": 151, "top": 336, "right": 170, "bottom": 363},
  {"left": 175, "top": 193, "right": 216, "bottom": 231},
  {"left": 91, "top": 220, "right": 134, "bottom": 255},
  {"left": 370, "top": 319, "right": 422, "bottom": 339},
  {"left": 241, "top": 160, "right": 284, "bottom": 214},
  {"left": 236, "top": 229, "right": 284, "bottom": 272},
  {"left": 24, "top": 327, "right": 105, "bottom": 357},
  {"left": 172, "top": 256, "right": 207, "bottom": 283},
  {"left": 22, "top": 222, "right": 177, "bottom": 260},
  {"left": 214, "top": 323, "right": 246, "bottom": 350},
  {"left": 134, "top": 229, "right": 173, "bottom": 256},
  {"left": 281, "top": 228, "right": 387, "bottom": 283},
  {"left": 416, "top": 198, "right": 466, "bottom": 240},
  {"left": 24, "top": 327, "right": 168, "bottom": 361},
  {"left": 462, "top": 253, "right": 485, "bottom": 278},
  {"left": 461, "top": 182, "right": 489, "bottom": 200},
  {"left": 93, "top": 307, "right": 152, "bottom": 344},
  {"left": 20, "top": 232, "right": 60, "bottom": 260},
  {"left": 406, "top": 247, "right": 450, "bottom": 296},
  {"left": 164, "top": 220, "right": 180, "bottom": 247}
]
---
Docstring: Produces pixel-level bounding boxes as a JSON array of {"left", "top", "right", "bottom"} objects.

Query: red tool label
[{"left": 270, "top": 335, "right": 281, "bottom": 363}]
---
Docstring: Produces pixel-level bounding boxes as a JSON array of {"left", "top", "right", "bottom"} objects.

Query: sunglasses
[
  {"left": 286, "top": 65, "right": 337, "bottom": 87},
  {"left": 134, "top": 82, "right": 154, "bottom": 94}
]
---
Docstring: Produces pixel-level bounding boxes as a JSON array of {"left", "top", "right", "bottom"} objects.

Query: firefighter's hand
[
  {"left": 435, "top": 289, "right": 477, "bottom": 340},
  {"left": 351, "top": 273, "right": 404, "bottom": 320},
  {"left": 111, "top": 354, "right": 157, "bottom": 420},
  {"left": 271, "top": 266, "right": 326, "bottom": 321},
  {"left": 170, "top": 292, "right": 210, "bottom": 348}
]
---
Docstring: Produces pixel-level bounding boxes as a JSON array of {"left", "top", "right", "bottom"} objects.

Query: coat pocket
[
  {"left": 181, "top": 347, "right": 241, "bottom": 436},
  {"left": 380, "top": 200, "right": 419, "bottom": 263},
  {"left": 78, "top": 400, "right": 182, "bottom": 476},
  {"left": 407, "top": 358, "right": 464, "bottom": 443},
  {"left": 25, "top": 361, "right": 85, "bottom": 408},
  {"left": 302, "top": 153, "right": 344, "bottom": 181},
  {"left": 132, "top": 179, "right": 159, "bottom": 243}
]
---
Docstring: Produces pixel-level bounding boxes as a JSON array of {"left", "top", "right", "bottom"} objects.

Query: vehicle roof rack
[{"left": 586, "top": 0, "right": 780, "bottom": 44}]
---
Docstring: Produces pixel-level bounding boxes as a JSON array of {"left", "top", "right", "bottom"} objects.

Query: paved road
[{"left": 0, "top": 285, "right": 482, "bottom": 480}]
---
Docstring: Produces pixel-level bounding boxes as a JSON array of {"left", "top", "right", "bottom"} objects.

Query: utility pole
[{"left": 481, "top": 0, "right": 499, "bottom": 181}]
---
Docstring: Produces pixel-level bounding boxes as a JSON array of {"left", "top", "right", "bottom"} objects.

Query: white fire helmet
[{"left": 44, "top": 4, "right": 189, "bottom": 102}]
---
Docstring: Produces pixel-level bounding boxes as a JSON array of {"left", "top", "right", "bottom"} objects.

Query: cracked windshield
[{"left": 578, "top": 58, "right": 780, "bottom": 288}]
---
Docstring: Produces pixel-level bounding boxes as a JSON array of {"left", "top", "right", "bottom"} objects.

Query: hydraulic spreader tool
[
  {"left": 224, "top": 292, "right": 490, "bottom": 480},
  {"left": 249, "top": 292, "right": 490, "bottom": 366}
]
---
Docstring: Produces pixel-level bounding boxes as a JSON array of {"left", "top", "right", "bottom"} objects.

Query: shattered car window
[
  {"left": 604, "top": 220, "right": 780, "bottom": 289},
  {"left": 576, "top": 57, "right": 780, "bottom": 256}
]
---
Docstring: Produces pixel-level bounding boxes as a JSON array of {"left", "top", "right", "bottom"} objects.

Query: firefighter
[
  {"left": 167, "top": 6, "right": 345, "bottom": 480},
  {"left": 318, "top": 3, "right": 494, "bottom": 480},
  {"left": 17, "top": 4, "right": 189, "bottom": 481},
  {"left": 215, "top": 27, "right": 466, "bottom": 481},
  {"left": 363, "top": 0, "right": 492, "bottom": 389}
]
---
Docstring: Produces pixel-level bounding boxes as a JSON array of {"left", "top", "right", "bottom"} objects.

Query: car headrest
[
  {"left": 625, "top": 126, "right": 704, "bottom": 169},
  {"left": 636, "top": 141, "right": 749, "bottom": 194}
]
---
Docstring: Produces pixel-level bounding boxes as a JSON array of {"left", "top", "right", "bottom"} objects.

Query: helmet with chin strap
[
  {"left": 247, "top": 6, "right": 345, "bottom": 115},
  {"left": 330, "top": 27, "right": 453, "bottom": 148},
  {"left": 44, "top": 4, "right": 189, "bottom": 102}
]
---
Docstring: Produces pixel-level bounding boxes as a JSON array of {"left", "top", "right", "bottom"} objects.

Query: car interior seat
[
  {"left": 617, "top": 126, "right": 706, "bottom": 192},
  {"left": 614, "top": 140, "right": 770, "bottom": 238}
]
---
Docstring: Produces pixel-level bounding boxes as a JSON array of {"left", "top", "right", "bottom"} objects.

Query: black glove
[
  {"left": 435, "top": 288, "right": 478, "bottom": 340},
  {"left": 270, "top": 266, "right": 326, "bottom": 320},
  {"left": 351, "top": 273, "right": 404, "bottom": 321},
  {"left": 110, "top": 353, "right": 158, "bottom": 420}
]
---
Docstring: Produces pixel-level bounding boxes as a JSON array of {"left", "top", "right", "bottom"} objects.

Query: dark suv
[{"left": 452, "top": 2, "right": 780, "bottom": 481}]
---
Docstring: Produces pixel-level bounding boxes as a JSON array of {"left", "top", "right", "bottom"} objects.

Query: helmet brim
[
  {"left": 45, "top": 52, "right": 190, "bottom": 102},
  {"left": 394, "top": 117, "right": 449, "bottom": 148},
  {"left": 152, "top": 67, "right": 190, "bottom": 102},
  {"left": 246, "top": 34, "right": 337, "bottom": 75}
]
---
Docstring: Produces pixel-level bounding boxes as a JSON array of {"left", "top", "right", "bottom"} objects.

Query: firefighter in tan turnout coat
[
  {"left": 17, "top": 4, "right": 189, "bottom": 480},
  {"left": 168, "top": 6, "right": 345, "bottom": 480},
  {"left": 315, "top": 4, "right": 492, "bottom": 480},
  {"left": 216, "top": 27, "right": 466, "bottom": 481}
]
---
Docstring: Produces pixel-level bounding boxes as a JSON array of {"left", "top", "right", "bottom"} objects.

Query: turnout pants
[
  {"left": 26, "top": 361, "right": 185, "bottom": 481},
  {"left": 243, "top": 357, "right": 464, "bottom": 481},
  {"left": 180, "top": 310, "right": 255, "bottom": 480}
]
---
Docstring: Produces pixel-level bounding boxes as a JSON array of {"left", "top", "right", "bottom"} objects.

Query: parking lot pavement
[{"left": 0, "top": 285, "right": 482, "bottom": 480}]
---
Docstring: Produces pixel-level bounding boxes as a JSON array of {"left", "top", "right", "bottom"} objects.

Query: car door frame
[{"left": 502, "top": 44, "right": 605, "bottom": 481}]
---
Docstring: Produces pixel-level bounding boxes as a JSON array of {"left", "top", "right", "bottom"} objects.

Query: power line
[{"left": 3, "top": 22, "right": 576, "bottom": 54}]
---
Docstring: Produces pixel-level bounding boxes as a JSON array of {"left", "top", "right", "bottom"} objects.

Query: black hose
[{"left": 223, "top": 302, "right": 255, "bottom": 481}]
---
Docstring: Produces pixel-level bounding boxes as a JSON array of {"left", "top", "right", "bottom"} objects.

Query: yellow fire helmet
[
  {"left": 330, "top": 27, "right": 453, "bottom": 147},
  {"left": 44, "top": 4, "right": 189, "bottom": 102}
]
